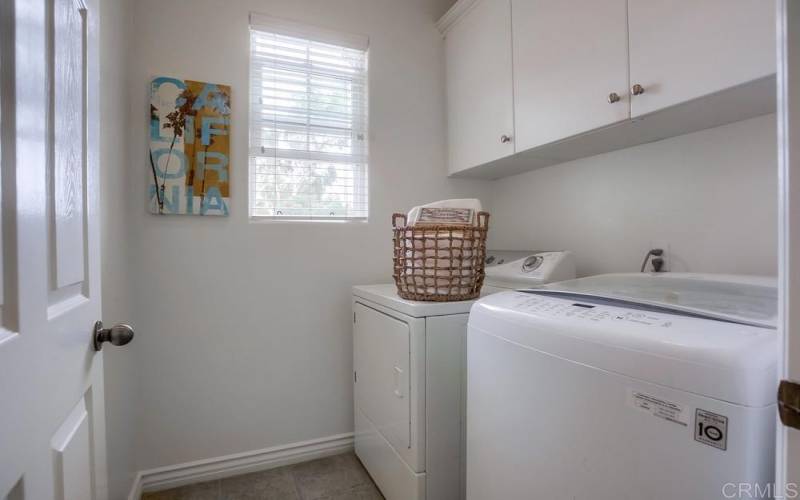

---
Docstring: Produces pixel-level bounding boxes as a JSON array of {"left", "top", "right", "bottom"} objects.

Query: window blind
[{"left": 249, "top": 17, "right": 369, "bottom": 220}]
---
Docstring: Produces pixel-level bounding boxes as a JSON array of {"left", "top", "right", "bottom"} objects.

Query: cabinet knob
[
  {"left": 500, "top": 134, "right": 512, "bottom": 144},
  {"left": 631, "top": 84, "right": 645, "bottom": 96},
  {"left": 607, "top": 92, "right": 621, "bottom": 104}
]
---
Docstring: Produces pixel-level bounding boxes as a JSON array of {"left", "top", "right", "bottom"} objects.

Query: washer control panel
[{"left": 509, "top": 293, "right": 670, "bottom": 327}]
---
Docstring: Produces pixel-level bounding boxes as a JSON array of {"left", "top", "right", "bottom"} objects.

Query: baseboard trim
[
  {"left": 127, "top": 472, "right": 143, "bottom": 500},
  {"left": 127, "top": 432, "right": 354, "bottom": 498}
]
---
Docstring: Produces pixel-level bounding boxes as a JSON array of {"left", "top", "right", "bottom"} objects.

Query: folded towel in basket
[{"left": 406, "top": 198, "right": 482, "bottom": 227}]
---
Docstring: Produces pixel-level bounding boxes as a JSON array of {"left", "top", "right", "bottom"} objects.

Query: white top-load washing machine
[
  {"left": 466, "top": 273, "right": 777, "bottom": 500},
  {"left": 352, "top": 251, "right": 574, "bottom": 500}
]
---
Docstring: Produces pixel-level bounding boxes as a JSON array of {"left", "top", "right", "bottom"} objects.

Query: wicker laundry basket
[{"left": 392, "top": 211, "right": 490, "bottom": 302}]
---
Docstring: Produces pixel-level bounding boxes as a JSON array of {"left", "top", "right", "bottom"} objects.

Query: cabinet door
[
  {"left": 512, "top": 0, "right": 630, "bottom": 152},
  {"left": 628, "top": 0, "right": 775, "bottom": 118},
  {"left": 445, "top": 0, "right": 514, "bottom": 174}
]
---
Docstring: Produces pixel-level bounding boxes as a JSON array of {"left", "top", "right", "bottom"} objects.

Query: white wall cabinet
[
  {"left": 512, "top": 0, "right": 630, "bottom": 151},
  {"left": 628, "top": 0, "right": 775, "bottom": 118},
  {"left": 439, "top": 0, "right": 776, "bottom": 178},
  {"left": 443, "top": 0, "right": 515, "bottom": 174}
]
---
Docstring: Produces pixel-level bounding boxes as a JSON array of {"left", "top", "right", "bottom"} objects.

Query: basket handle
[
  {"left": 476, "top": 211, "right": 490, "bottom": 229},
  {"left": 392, "top": 213, "right": 407, "bottom": 228}
]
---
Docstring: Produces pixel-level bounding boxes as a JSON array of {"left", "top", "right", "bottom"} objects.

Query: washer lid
[
  {"left": 539, "top": 273, "right": 777, "bottom": 329},
  {"left": 469, "top": 288, "right": 778, "bottom": 407}
]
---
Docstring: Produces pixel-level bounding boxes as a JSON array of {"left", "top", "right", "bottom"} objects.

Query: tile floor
[{"left": 141, "top": 453, "right": 384, "bottom": 500}]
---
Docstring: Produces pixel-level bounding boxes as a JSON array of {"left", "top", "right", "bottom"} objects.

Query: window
[{"left": 249, "top": 15, "right": 369, "bottom": 220}]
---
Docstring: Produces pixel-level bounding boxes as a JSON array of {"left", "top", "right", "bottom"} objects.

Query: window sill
[{"left": 248, "top": 216, "right": 369, "bottom": 224}]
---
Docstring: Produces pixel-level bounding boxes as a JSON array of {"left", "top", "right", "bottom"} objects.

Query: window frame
[{"left": 248, "top": 14, "right": 370, "bottom": 223}]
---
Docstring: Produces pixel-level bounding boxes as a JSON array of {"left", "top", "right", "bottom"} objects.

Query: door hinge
[
  {"left": 779, "top": 380, "right": 800, "bottom": 429},
  {"left": 354, "top": 371, "right": 357, "bottom": 383},
  {"left": 353, "top": 311, "right": 356, "bottom": 323}
]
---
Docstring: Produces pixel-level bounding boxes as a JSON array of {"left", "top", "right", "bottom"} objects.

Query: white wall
[
  {"left": 128, "top": 0, "right": 491, "bottom": 470},
  {"left": 99, "top": 0, "right": 138, "bottom": 498},
  {"left": 488, "top": 114, "right": 778, "bottom": 277}
]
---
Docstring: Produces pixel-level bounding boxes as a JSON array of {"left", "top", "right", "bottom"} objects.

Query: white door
[
  {"left": 628, "top": 0, "right": 775, "bottom": 118},
  {"left": 353, "top": 303, "right": 416, "bottom": 468},
  {"left": 511, "top": 0, "right": 629, "bottom": 152},
  {"left": 353, "top": 302, "right": 426, "bottom": 473},
  {"left": 444, "top": 0, "right": 515, "bottom": 175},
  {"left": 0, "top": 1, "right": 120, "bottom": 499},
  {"left": 777, "top": 1, "right": 800, "bottom": 497}
]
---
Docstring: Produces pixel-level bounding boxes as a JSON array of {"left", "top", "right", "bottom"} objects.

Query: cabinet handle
[
  {"left": 500, "top": 134, "right": 512, "bottom": 144},
  {"left": 607, "top": 92, "right": 621, "bottom": 104},
  {"left": 631, "top": 84, "right": 645, "bottom": 96}
]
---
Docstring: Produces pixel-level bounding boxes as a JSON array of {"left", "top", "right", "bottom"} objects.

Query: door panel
[
  {"left": 512, "top": 0, "right": 630, "bottom": 151},
  {"left": 445, "top": 0, "right": 514, "bottom": 174},
  {"left": 51, "top": 396, "right": 93, "bottom": 500},
  {"left": 52, "top": 0, "right": 86, "bottom": 290},
  {"left": 0, "top": 0, "right": 106, "bottom": 498},
  {"left": 628, "top": 0, "right": 775, "bottom": 117},
  {"left": 50, "top": 0, "right": 90, "bottom": 316},
  {"left": 354, "top": 303, "right": 412, "bottom": 458}
]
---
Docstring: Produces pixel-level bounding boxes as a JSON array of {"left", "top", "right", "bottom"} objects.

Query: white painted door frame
[{"left": 777, "top": 0, "right": 800, "bottom": 497}]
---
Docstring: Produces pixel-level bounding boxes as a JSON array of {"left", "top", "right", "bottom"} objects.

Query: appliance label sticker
[
  {"left": 628, "top": 390, "right": 689, "bottom": 426},
  {"left": 694, "top": 409, "right": 728, "bottom": 451}
]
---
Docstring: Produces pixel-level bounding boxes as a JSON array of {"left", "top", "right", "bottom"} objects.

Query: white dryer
[
  {"left": 352, "top": 251, "right": 574, "bottom": 500},
  {"left": 467, "top": 273, "right": 777, "bottom": 500}
]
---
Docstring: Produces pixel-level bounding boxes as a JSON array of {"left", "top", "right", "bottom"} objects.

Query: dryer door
[{"left": 354, "top": 302, "right": 425, "bottom": 471}]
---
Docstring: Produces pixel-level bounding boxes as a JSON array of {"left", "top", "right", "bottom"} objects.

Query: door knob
[
  {"left": 607, "top": 92, "right": 621, "bottom": 104},
  {"left": 631, "top": 84, "right": 645, "bottom": 96},
  {"left": 500, "top": 134, "right": 512, "bottom": 144},
  {"left": 93, "top": 321, "right": 134, "bottom": 351}
]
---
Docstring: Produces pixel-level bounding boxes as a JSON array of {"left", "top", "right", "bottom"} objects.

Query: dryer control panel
[{"left": 485, "top": 251, "right": 576, "bottom": 288}]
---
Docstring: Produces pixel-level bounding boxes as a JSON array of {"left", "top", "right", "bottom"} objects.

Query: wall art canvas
[{"left": 149, "top": 77, "right": 231, "bottom": 215}]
